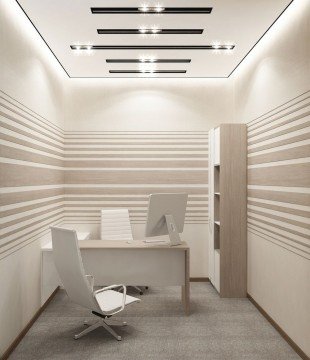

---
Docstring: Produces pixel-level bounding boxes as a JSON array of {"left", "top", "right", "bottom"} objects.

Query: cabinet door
[{"left": 208, "top": 129, "right": 215, "bottom": 284}]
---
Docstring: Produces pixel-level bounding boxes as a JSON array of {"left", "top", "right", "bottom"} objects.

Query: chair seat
[{"left": 95, "top": 290, "right": 140, "bottom": 313}]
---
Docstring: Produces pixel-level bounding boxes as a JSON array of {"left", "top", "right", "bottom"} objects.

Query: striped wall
[
  {"left": 63, "top": 131, "right": 209, "bottom": 225},
  {"left": 247, "top": 91, "right": 310, "bottom": 260},
  {"left": 0, "top": 90, "right": 65, "bottom": 260}
]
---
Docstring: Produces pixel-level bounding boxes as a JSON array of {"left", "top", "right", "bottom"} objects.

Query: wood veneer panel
[{"left": 220, "top": 124, "right": 247, "bottom": 297}]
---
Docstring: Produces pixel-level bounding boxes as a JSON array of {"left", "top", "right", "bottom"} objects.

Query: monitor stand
[{"left": 165, "top": 214, "right": 182, "bottom": 246}]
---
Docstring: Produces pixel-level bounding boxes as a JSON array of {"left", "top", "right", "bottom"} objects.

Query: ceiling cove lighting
[
  {"left": 97, "top": 29, "right": 204, "bottom": 35},
  {"left": 106, "top": 59, "right": 191, "bottom": 63},
  {"left": 91, "top": 7, "right": 212, "bottom": 14},
  {"left": 109, "top": 70, "right": 187, "bottom": 74},
  {"left": 71, "top": 45, "right": 235, "bottom": 50}
]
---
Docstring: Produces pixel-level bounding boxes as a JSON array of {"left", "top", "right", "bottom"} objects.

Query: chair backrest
[
  {"left": 101, "top": 209, "right": 133, "bottom": 241},
  {"left": 51, "top": 226, "right": 99, "bottom": 311}
]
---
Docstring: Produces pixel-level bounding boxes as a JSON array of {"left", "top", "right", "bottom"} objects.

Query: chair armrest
[
  {"left": 94, "top": 284, "right": 127, "bottom": 315},
  {"left": 85, "top": 275, "right": 94, "bottom": 290}
]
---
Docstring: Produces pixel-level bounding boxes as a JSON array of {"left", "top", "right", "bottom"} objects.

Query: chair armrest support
[{"left": 94, "top": 284, "right": 127, "bottom": 315}]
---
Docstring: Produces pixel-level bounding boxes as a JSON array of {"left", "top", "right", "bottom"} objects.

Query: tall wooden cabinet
[{"left": 208, "top": 124, "right": 247, "bottom": 298}]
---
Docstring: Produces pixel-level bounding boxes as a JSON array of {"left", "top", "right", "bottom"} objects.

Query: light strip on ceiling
[
  {"left": 106, "top": 59, "right": 191, "bottom": 63},
  {"left": 109, "top": 70, "right": 187, "bottom": 74},
  {"left": 91, "top": 7, "right": 212, "bottom": 14},
  {"left": 97, "top": 29, "right": 204, "bottom": 35},
  {"left": 71, "top": 45, "right": 235, "bottom": 50}
]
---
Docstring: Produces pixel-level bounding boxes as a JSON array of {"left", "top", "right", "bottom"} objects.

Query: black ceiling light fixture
[
  {"left": 106, "top": 59, "right": 192, "bottom": 63},
  {"left": 71, "top": 45, "right": 235, "bottom": 50},
  {"left": 91, "top": 7, "right": 212, "bottom": 14},
  {"left": 97, "top": 29, "right": 204, "bottom": 35},
  {"left": 109, "top": 70, "right": 187, "bottom": 74}
]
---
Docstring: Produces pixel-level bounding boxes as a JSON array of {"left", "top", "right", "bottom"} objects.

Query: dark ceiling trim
[
  {"left": 97, "top": 29, "right": 204, "bottom": 35},
  {"left": 71, "top": 45, "right": 235, "bottom": 50},
  {"left": 91, "top": 7, "right": 212, "bottom": 14},
  {"left": 106, "top": 59, "right": 192, "bottom": 63},
  {"left": 15, "top": 0, "right": 71, "bottom": 77},
  {"left": 228, "top": 0, "right": 295, "bottom": 77},
  {"left": 109, "top": 70, "right": 187, "bottom": 74}
]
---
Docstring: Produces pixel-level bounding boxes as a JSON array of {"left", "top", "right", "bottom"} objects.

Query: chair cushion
[{"left": 95, "top": 290, "right": 140, "bottom": 314}]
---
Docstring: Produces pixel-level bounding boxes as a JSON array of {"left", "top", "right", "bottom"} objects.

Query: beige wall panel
[
  {"left": 65, "top": 170, "right": 208, "bottom": 184},
  {"left": 248, "top": 163, "right": 310, "bottom": 187},
  {"left": 248, "top": 132, "right": 310, "bottom": 154},
  {"left": 248, "top": 144, "right": 310, "bottom": 165},
  {"left": 64, "top": 187, "right": 207, "bottom": 195},
  {"left": 247, "top": 189, "right": 310, "bottom": 206},
  {"left": 0, "top": 145, "right": 64, "bottom": 167},
  {"left": 248, "top": 200, "right": 310, "bottom": 218},
  {"left": 1, "top": 188, "right": 64, "bottom": 206},
  {"left": 64, "top": 160, "right": 208, "bottom": 168},
  {"left": 0, "top": 163, "right": 64, "bottom": 187},
  {"left": 0, "top": 133, "right": 63, "bottom": 157}
]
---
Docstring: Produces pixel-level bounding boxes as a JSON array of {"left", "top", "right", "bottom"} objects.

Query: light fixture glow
[{"left": 139, "top": 5, "right": 149, "bottom": 12}]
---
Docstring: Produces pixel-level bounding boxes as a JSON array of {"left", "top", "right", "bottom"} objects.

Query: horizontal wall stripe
[
  {"left": 0, "top": 130, "right": 63, "bottom": 157},
  {"left": 1, "top": 188, "right": 64, "bottom": 206},
  {"left": 0, "top": 138, "right": 63, "bottom": 160},
  {"left": 0, "top": 209, "right": 65, "bottom": 245},
  {"left": 247, "top": 91, "right": 310, "bottom": 258},
  {"left": 0, "top": 103, "right": 64, "bottom": 143},
  {"left": 248, "top": 107, "right": 310, "bottom": 139},
  {"left": 249, "top": 120, "right": 310, "bottom": 146},
  {"left": 0, "top": 163, "right": 64, "bottom": 187},
  {"left": 248, "top": 157, "right": 310, "bottom": 169},
  {"left": 63, "top": 153, "right": 208, "bottom": 159},
  {"left": 246, "top": 91, "right": 310, "bottom": 127},
  {"left": 0, "top": 112, "right": 63, "bottom": 149},
  {"left": 247, "top": 185, "right": 310, "bottom": 193},
  {"left": 248, "top": 227, "right": 310, "bottom": 260},
  {"left": 248, "top": 144, "right": 310, "bottom": 165},
  {"left": 65, "top": 140, "right": 208, "bottom": 145},
  {"left": 248, "top": 129, "right": 310, "bottom": 154},
  {"left": 248, "top": 207, "right": 310, "bottom": 228},
  {"left": 248, "top": 221, "right": 309, "bottom": 250},
  {"left": 64, "top": 160, "right": 208, "bottom": 168},
  {"left": 248, "top": 198, "right": 310, "bottom": 214},
  {"left": 0, "top": 184, "right": 64, "bottom": 194},
  {"left": 248, "top": 163, "right": 310, "bottom": 187},
  {"left": 1, "top": 197, "right": 64, "bottom": 217},
  {"left": 65, "top": 170, "right": 207, "bottom": 184},
  {"left": 0, "top": 90, "right": 64, "bottom": 135},
  {"left": 0, "top": 144, "right": 64, "bottom": 167}
]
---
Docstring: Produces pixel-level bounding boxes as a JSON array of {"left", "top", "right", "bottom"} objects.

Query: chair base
[{"left": 74, "top": 318, "right": 127, "bottom": 341}]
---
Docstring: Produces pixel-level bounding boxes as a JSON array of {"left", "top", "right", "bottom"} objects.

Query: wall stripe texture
[
  {"left": 0, "top": 90, "right": 208, "bottom": 259},
  {"left": 0, "top": 91, "right": 65, "bottom": 260},
  {"left": 63, "top": 131, "right": 208, "bottom": 225},
  {"left": 247, "top": 91, "right": 310, "bottom": 260}
]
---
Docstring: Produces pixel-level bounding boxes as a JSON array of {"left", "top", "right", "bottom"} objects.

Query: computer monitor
[{"left": 145, "top": 193, "right": 188, "bottom": 246}]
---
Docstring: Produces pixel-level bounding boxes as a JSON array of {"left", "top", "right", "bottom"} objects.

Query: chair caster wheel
[
  {"left": 117, "top": 336, "right": 122, "bottom": 341},
  {"left": 145, "top": 287, "right": 149, "bottom": 290},
  {"left": 139, "top": 291, "right": 143, "bottom": 295}
]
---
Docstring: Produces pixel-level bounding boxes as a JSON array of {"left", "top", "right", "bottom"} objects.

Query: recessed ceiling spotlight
[
  {"left": 225, "top": 45, "right": 234, "bottom": 50},
  {"left": 212, "top": 44, "right": 221, "bottom": 49},
  {"left": 139, "top": 5, "right": 149, "bottom": 12},
  {"left": 155, "top": 5, "right": 165, "bottom": 12}
]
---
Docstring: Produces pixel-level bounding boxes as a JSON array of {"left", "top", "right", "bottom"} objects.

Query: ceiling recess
[
  {"left": 109, "top": 70, "right": 187, "bottom": 74},
  {"left": 106, "top": 59, "right": 192, "bottom": 63},
  {"left": 97, "top": 29, "right": 204, "bottom": 35},
  {"left": 91, "top": 7, "right": 213, "bottom": 14},
  {"left": 71, "top": 45, "right": 235, "bottom": 50}
]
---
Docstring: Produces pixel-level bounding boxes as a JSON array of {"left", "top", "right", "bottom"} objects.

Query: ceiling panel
[{"left": 16, "top": 0, "right": 293, "bottom": 78}]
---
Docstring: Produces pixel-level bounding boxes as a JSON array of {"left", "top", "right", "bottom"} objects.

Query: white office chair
[
  {"left": 51, "top": 226, "right": 140, "bottom": 341},
  {"left": 100, "top": 209, "right": 147, "bottom": 295}
]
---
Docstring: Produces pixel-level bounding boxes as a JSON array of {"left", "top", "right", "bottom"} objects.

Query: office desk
[{"left": 80, "top": 240, "right": 190, "bottom": 315}]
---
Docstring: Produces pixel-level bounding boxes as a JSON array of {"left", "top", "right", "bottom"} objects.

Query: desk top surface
[{"left": 79, "top": 239, "right": 189, "bottom": 250}]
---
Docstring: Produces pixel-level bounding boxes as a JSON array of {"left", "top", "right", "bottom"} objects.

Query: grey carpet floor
[{"left": 9, "top": 283, "right": 300, "bottom": 360}]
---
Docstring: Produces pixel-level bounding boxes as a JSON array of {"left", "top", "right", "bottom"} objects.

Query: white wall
[
  {"left": 0, "top": 0, "right": 66, "bottom": 356},
  {"left": 65, "top": 78, "right": 232, "bottom": 131},
  {"left": 232, "top": 0, "right": 310, "bottom": 356}
]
